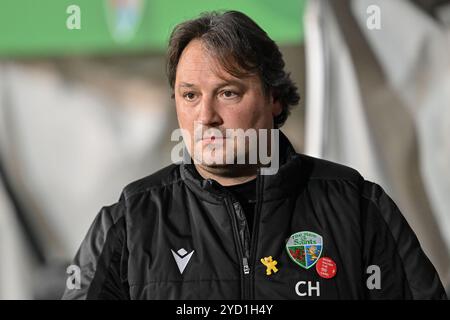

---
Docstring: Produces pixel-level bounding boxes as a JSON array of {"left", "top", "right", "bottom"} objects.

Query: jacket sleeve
[
  {"left": 360, "top": 181, "right": 447, "bottom": 299},
  {"left": 61, "top": 200, "right": 130, "bottom": 300}
]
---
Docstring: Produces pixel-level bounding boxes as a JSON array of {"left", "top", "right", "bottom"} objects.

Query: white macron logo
[{"left": 171, "top": 248, "right": 194, "bottom": 274}]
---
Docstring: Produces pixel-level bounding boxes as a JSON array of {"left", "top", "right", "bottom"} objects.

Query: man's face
[{"left": 174, "top": 39, "right": 281, "bottom": 172}]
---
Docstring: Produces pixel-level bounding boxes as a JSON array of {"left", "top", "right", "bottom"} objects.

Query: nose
[{"left": 197, "top": 95, "right": 222, "bottom": 127}]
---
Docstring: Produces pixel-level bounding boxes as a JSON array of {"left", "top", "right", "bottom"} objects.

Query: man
[{"left": 62, "top": 10, "right": 446, "bottom": 299}]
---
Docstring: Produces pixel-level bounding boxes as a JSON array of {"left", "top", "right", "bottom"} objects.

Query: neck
[{"left": 194, "top": 164, "right": 258, "bottom": 186}]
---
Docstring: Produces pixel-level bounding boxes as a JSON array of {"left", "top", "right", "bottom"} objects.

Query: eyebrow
[
  {"left": 177, "top": 79, "right": 246, "bottom": 89},
  {"left": 178, "top": 82, "right": 196, "bottom": 88}
]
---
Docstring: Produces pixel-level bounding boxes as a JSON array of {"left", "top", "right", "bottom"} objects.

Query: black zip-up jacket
[{"left": 62, "top": 132, "right": 446, "bottom": 300}]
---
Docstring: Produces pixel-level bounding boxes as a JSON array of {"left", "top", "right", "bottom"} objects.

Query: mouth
[
  {"left": 195, "top": 132, "right": 228, "bottom": 141},
  {"left": 199, "top": 136, "right": 228, "bottom": 143}
]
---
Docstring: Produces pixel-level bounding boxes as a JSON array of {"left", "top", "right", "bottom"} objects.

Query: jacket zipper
[
  {"left": 224, "top": 169, "right": 264, "bottom": 300},
  {"left": 248, "top": 172, "right": 264, "bottom": 299},
  {"left": 225, "top": 197, "right": 251, "bottom": 298}
]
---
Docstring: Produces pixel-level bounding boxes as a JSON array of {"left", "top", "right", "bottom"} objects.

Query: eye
[
  {"left": 183, "top": 92, "right": 197, "bottom": 101},
  {"left": 220, "top": 90, "right": 238, "bottom": 99}
]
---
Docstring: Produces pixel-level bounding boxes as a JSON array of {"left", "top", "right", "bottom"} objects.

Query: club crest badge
[
  {"left": 286, "top": 231, "right": 323, "bottom": 269},
  {"left": 104, "top": 0, "right": 144, "bottom": 43}
]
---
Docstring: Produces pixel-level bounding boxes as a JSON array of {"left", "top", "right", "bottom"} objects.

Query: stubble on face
[{"left": 174, "top": 39, "right": 279, "bottom": 184}]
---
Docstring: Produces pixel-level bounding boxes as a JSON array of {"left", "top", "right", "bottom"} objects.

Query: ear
[{"left": 271, "top": 98, "right": 282, "bottom": 117}]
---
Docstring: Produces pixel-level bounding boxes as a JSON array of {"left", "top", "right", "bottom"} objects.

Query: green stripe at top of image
[{"left": 0, "top": 0, "right": 306, "bottom": 57}]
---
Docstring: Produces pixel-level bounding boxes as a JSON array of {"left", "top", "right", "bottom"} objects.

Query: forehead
[{"left": 175, "top": 39, "right": 257, "bottom": 86}]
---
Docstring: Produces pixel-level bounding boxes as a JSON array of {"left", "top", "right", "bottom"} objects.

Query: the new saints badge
[{"left": 286, "top": 231, "right": 323, "bottom": 269}]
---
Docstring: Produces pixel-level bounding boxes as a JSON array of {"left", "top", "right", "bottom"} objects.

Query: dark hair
[{"left": 166, "top": 10, "right": 300, "bottom": 128}]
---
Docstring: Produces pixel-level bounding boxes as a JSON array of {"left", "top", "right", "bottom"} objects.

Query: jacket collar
[{"left": 180, "top": 130, "right": 303, "bottom": 203}]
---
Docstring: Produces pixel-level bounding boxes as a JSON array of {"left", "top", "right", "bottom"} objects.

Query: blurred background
[{"left": 0, "top": 0, "right": 449, "bottom": 299}]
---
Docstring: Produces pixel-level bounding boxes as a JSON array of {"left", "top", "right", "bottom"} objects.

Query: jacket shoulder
[
  {"left": 297, "top": 154, "right": 364, "bottom": 182},
  {"left": 122, "top": 163, "right": 181, "bottom": 200}
]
